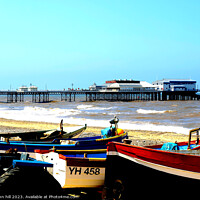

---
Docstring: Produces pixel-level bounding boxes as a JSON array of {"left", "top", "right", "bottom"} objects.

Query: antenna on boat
[{"left": 60, "top": 119, "right": 63, "bottom": 134}]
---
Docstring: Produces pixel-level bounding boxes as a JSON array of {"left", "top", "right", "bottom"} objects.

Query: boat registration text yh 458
[{"left": 68, "top": 167, "right": 101, "bottom": 175}]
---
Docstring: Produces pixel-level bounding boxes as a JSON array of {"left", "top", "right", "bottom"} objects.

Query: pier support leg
[
  {"left": 61, "top": 93, "right": 63, "bottom": 101},
  {"left": 65, "top": 93, "right": 67, "bottom": 101},
  {"left": 69, "top": 94, "right": 71, "bottom": 102},
  {"left": 15, "top": 94, "right": 17, "bottom": 102}
]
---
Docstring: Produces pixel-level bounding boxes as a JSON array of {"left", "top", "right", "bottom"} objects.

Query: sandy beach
[{"left": 0, "top": 118, "right": 191, "bottom": 145}]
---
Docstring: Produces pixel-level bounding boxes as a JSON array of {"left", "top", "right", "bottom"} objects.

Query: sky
[{"left": 0, "top": 0, "right": 199, "bottom": 90}]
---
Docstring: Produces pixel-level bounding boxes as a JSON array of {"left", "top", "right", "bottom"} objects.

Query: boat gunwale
[{"left": 0, "top": 132, "right": 127, "bottom": 146}]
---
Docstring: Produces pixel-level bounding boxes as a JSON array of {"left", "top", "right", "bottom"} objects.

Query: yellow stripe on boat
[
  {"left": 88, "top": 158, "right": 106, "bottom": 161},
  {"left": 56, "top": 149, "right": 107, "bottom": 153},
  {"left": 96, "top": 132, "right": 127, "bottom": 141}
]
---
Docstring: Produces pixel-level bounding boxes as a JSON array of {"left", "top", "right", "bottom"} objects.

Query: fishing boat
[
  {"left": 0, "top": 149, "right": 106, "bottom": 197},
  {"left": 146, "top": 127, "right": 200, "bottom": 151},
  {"left": 104, "top": 128, "right": 200, "bottom": 199},
  {"left": 0, "top": 132, "right": 127, "bottom": 153},
  {"left": 35, "top": 149, "right": 106, "bottom": 189},
  {"left": 0, "top": 117, "right": 128, "bottom": 153},
  {"left": 0, "top": 120, "right": 87, "bottom": 141},
  {"left": 0, "top": 149, "right": 21, "bottom": 176},
  {"left": 0, "top": 151, "right": 62, "bottom": 195},
  {"left": 34, "top": 117, "right": 125, "bottom": 193}
]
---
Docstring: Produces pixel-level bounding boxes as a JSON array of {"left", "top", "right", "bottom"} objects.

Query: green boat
[{"left": 0, "top": 120, "right": 87, "bottom": 141}]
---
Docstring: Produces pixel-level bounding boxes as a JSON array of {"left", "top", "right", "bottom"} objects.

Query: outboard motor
[{"left": 109, "top": 116, "right": 119, "bottom": 136}]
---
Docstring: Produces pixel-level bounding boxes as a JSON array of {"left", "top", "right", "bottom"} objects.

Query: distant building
[
  {"left": 89, "top": 83, "right": 106, "bottom": 91},
  {"left": 89, "top": 79, "right": 156, "bottom": 92},
  {"left": 18, "top": 85, "right": 38, "bottom": 92},
  {"left": 28, "top": 85, "right": 38, "bottom": 91},
  {"left": 18, "top": 86, "right": 28, "bottom": 92},
  {"left": 152, "top": 79, "right": 197, "bottom": 91}
]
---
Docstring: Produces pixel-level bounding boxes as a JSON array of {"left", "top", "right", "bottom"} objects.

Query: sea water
[{"left": 0, "top": 95, "right": 200, "bottom": 135}]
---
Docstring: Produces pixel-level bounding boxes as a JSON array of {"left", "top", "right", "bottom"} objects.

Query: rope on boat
[{"left": 23, "top": 143, "right": 27, "bottom": 152}]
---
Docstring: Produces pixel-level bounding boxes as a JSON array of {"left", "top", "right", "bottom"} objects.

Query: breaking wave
[
  {"left": 137, "top": 109, "right": 175, "bottom": 114},
  {"left": 77, "top": 104, "right": 113, "bottom": 111}
]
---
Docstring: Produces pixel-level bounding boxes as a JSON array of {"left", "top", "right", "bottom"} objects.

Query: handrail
[{"left": 187, "top": 128, "right": 200, "bottom": 150}]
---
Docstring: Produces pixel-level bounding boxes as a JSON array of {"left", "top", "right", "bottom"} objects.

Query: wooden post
[
  {"left": 69, "top": 93, "right": 71, "bottom": 102},
  {"left": 65, "top": 93, "right": 67, "bottom": 101}
]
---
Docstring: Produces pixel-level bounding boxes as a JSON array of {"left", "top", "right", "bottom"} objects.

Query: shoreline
[{"left": 0, "top": 118, "right": 190, "bottom": 143}]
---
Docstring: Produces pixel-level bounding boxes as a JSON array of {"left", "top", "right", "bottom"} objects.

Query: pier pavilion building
[
  {"left": 18, "top": 86, "right": 28, "bottom": 92},
  {"left": 18, "top": 85, "right": 38, "bottom": 92},
  {"left": 89, "top": 79, "right": 156, "bottom": 92},
  {"left": 152, "top": 79, "right": 197, "bottom": 92}
]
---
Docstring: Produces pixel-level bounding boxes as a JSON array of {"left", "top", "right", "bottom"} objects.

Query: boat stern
[{"left": 58, "top": 156, "right": 106, "bottom": 189}]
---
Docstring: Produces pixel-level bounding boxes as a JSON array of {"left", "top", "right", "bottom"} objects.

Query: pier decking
[{"left": 0, "top": 90, "right": 199, "bottom": 103}]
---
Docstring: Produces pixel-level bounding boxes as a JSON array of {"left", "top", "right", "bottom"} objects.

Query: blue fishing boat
[
  {"left": 0, "top": 117, "right": 128, "bottom": 153},
  {"left": 0, "top": 133, "right": 127, "bottom": 153}
]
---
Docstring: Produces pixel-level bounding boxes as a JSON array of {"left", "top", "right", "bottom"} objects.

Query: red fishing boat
[{"left": 104, "top": 128, "right": 200, "bottom": 199}]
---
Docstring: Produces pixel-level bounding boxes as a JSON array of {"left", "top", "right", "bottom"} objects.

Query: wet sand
[{"left": 0, "top": 118, "right": 191, "bottom": 144}]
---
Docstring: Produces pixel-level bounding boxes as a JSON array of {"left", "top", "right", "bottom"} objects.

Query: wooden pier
[
  {"left": 0, "top": 90, "right": 84, "bottom": 103},
  {"left": 0, "top": 90, "right": 199, "bottom": 103},
  {"left": 86, "top": 90, "right": 200, "bottom": 101}
]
